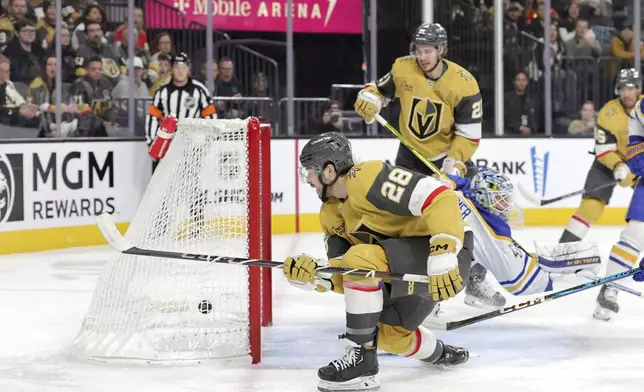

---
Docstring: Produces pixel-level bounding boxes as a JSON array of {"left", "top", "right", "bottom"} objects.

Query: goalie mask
[
  {"left": 470, "top": 169, "right": 515, "bottom": 221},
  {"left": 299, "top": 132, "right": 353, "bottom": 202}
]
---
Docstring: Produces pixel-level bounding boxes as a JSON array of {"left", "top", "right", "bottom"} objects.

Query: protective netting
[{"left": 72, "top": 118, "right": 253, "bottom": 363}]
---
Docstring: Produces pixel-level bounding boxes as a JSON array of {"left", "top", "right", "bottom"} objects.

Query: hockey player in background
[
  {"left": 353, "top": 22, "right": 505, "bottom": 308},
  {"left": 559, "top": 68, "right": 642, "bottom": 245},
  {"left": 597, "top": 93, "right": 644, "bottom": 317},
  {"left": 439, "top": 169, "right": 601, "bottom": 300},
  {"left": 285, "top": 132, "right": 471, "bottom": 392}
]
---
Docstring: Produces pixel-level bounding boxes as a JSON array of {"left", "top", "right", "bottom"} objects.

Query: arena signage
[
  {"left": 0, "top": 141, "right": 150, "bottom": 233},
  {"left": 146, "top": 0, "right": 363, "bottom": 34}
]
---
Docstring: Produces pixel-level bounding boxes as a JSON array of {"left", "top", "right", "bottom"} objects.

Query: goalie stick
[
  {"left": 96, "top": 213, "right": 433, "bottom": 284},
  {"left": 517, "top": 181, "right": 617, "bottom": 207},
  {"left": 427, "top": 266, "right": 641, "bottom": 330}
]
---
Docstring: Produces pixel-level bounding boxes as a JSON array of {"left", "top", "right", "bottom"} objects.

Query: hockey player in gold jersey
[
  {"left": 354, "top": 22, "right": 505, "bottom": 309},
  {"left": 560, "top": 68, "right": 641, "bottom": 245},
  {"left": 558, "top": 68, "right": 642, "bottom": 320},
  {"left": 283, "top": 133, "right": 472, "bottom": 392}
]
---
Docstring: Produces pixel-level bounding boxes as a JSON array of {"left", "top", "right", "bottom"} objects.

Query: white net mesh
[{"left": 72, "top": 118, "right": 254, "bottom": 363}]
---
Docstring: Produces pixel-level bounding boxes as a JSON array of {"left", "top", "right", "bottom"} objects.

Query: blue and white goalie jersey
[{"left": 446, "top": 175, "right": 554, "bottom": 296}]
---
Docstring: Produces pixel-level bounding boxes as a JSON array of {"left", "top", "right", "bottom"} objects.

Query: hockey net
[{"left": 71, "top": 117, "right": 272, "bottom": 364}]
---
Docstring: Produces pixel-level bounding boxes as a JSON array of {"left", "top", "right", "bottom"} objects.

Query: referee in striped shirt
[{"left": 145, "top": 52, "right": 216, "bottom": 150}]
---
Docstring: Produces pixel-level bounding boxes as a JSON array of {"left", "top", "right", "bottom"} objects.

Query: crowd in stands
[
  {"left": 0, "top": 0, "right": 260, "bottom": 137},
  {"left": 0, "top": 0, "right": 640, "bottom": 138},
  {"left": 492, "top": 0, "right": 643, "bottom": 134}
]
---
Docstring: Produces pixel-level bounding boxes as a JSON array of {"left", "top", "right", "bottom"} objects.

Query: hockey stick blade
[
  {"left": 516, "top": 182, "right": 544, "bottom": 206},
  {"left": 445, "top": 266, "right": 641, "bottom": 330},
  {"left": 96, "top": 213, "right": 432, "bottom": 284},
  {"left": 96, "top": 212, "right": 134, "bottom": 252}
]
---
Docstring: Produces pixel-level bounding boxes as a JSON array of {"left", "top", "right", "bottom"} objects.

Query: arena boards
[{"left": 0, "top": 137, "right": 629, "bottom": 254}]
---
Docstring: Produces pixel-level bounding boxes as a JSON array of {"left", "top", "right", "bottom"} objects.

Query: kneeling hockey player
[{"left": 284, "top": 132, "right": 471, "bottom": 392}]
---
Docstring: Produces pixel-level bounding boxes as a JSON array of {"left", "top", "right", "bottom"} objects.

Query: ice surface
[{"left": 1, "top": 227, "right": 643, "bottom": 392}]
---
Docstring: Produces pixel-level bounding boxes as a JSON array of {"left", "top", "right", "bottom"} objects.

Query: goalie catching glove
[
  {"left": 283, "top": 255, "right": 333, "bottom": 292},
  {"left": 354, "top": 87, "right": 384, "bottom": 124},
  {"left": 428, "top": 234, "right": 464, "bottom": 301},
  {"left": 148, "top": 116, "right": 178, "bottom": 160}
]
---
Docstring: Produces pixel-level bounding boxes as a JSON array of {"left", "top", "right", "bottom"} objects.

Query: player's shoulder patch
[
  {"left": 392, "top": 55, "right": 417, "bottom": 74},
  {"left": 596, "top": 98, "right": 623, "bottom": 128},
  {"left": 446, "top": 60, "right": 480, "bottom": 95},
  {"left": 345, "top": 160, "right": 383, "bottom": 197}
]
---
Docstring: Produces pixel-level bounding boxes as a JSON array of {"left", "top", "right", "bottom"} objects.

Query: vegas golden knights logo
[{"left": 408, "top": 97, "right": 443, "bottom": 139}]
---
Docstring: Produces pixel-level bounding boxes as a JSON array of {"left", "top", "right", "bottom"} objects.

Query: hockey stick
[
  {"left": 96, "top": 213, "right": 432, "bottom": 284},
  {"left": 517, "top": 181, "right": 617, "bottom": 206},
  {"left": 441, "top": 267, "right": 641, "bottom": 330}
]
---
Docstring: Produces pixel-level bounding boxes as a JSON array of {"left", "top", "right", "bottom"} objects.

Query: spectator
[
  {"left": 310, "top": 100, "right": 345, "bottom": 134},
  {"left": 113, "top": 7, "right": 148, "bottom": 52},
  {"left": 195, "top": 59, "right": 218, "bottom": 87},
  {"left": 111, "top": 56, "right": 149, "bottom": 100},
  {"left": 565, "top": 18, "right": 601, "bottom": 105},
  {"left": 115, "top": 26, "right": 150, "bottom": 68},
  {"left": 68, "top": 56, "right": 112, "bottom": 137},
  {"left": 504, "top": 2, "right": 523, "bottom": 86},
  {"left": 147, "top": 52, "right": 170, "bottom": 95},
  {"left": 35, "top": 0, "right": 57, "bottom": 49},
  {"left": 75, "top": 21, "right": 123, "bottom": 87},
  {"left": 524, "top": 1, "right": 548, "bottom": 39},
  {"left": 2, "top": 17, "right": 44, "bottom": 84},
  {"left": 245, "top": 72, "right": 273, "bottom": 118},
  {"left": 216, "top": 57, "right": 243, "bottom": 96},
  {"left": 216, "top": 57, "right": 243, "bottom": 118},
  {"left": 0, "top": 54, "right": 38, "bottom": 126},
  {"left": 610, "top": 23, "right": 644, "bottom": 69},
  {"left": 558, "top": 1, "right": 580, "bottom": 42},
  {"left": 0, "top": 0, "right": 33, "bottom": 50},
  {"left": 149, "top": 32, "right": 174, "bottom": 65},
  {"left": 71, "top": 4, "right": 106, "bottom": 51},
  {"left": 504, "top": 71, "right": 539, "bottom": 135},
  {"left": 46, "top": 23, "right": 75, "bottom": 83},
  {"left": 565, "top": 18, "right": 601, "bottom": 57},
  {"left": 588, "top": 0, "right": 614, "bottom": 54},
  {"left": 111, "top": 56, "right": 149, "bottom": 131},
  {"left": 567, "top": 100, "right": 596, "bottom": 135},
  {"left": 29, "top": 55, "right": 77, "bottom": 137}
]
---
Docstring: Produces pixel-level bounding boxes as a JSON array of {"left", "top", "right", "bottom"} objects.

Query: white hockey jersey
[{"left": 446, "top": 175, "right": 553, "bottom": 296}]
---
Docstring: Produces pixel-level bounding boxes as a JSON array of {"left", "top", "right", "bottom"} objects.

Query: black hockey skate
[
  {"left": 593, "top": 285, "right": 619, "bottom": 321},
  {"left": 318, "top": 344, "right": 379, "bottom": 392},
  {"left": 421, "top": 341, "right": 469, "bottom": 367},
  {"left": 464, "top": 265, "right": 506, "bottom": 308}
]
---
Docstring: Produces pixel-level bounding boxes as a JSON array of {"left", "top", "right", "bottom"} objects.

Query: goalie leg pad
[{"left": 536, "top": 240, "right": 602, "bottom": 274}]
